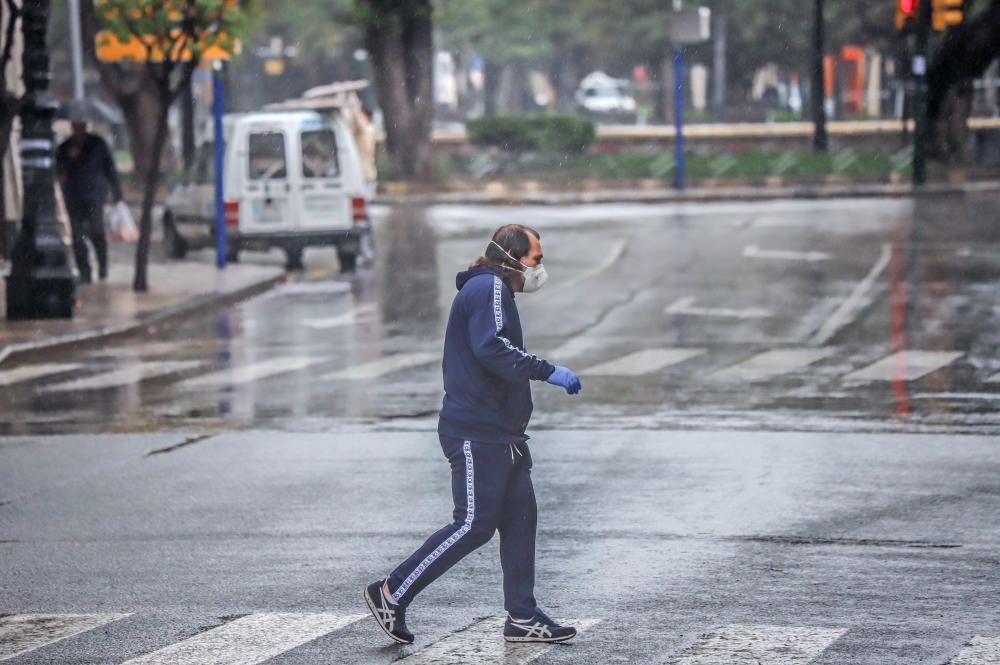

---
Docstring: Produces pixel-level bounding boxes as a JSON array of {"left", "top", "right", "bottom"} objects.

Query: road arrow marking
[
  {"left": 397, "top": 617, "right": 600, "bottom": 664},
  {"left": 810, "top": 243, "right": 891, "bottom": 345},
  {"left": 668, "top": 624, "right": 846, "bottom": 665},
  {"left": 304, "top": 304, "right": 377, "bottom": 330},
  {"left": 121, "top": 613, "right": 364, "bottom": 665},
  {"left": 743, "top": 244, "right": 831, "bottom": 262},
  {"left": 666, "top": 297, "right": 772, "bottom": 320},
  {"left": 0, "top": 614, "right": 131, "bottom": 661},
  {"left": 844, "top": 350, "right": 964, "bottom": 382}
]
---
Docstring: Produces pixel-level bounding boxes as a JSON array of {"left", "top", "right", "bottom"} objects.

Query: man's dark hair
[{"left": 473, "top": 224, "right": 540, "bottom": 275}]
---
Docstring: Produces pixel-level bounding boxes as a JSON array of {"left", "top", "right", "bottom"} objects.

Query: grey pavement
[
  {"left": 1, "top": 429, "right": 998, "bottom": 664},
  {"left": 2, "top": 196, "right": 1000, "bottom": 664}
]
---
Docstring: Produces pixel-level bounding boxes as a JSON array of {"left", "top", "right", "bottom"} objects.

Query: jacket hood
[{"left": 456, "top": 264, "right": 504, "bottom": 291}]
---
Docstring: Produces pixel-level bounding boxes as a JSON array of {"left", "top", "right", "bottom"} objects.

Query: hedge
[{"left": 467, "top": 113, "right": 596, "bottom": 153}]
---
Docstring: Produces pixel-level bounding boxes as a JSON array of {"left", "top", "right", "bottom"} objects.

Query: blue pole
[
  {"left": 213, "top": 66, "right": 227, "bottom": 269},
  {"left": 673, "top": 47, "right": 685, "bottom": 191}
]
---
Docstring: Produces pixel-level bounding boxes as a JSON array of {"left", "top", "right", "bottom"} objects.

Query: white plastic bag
[{"left": 111, "top": 201, "right": 139, "bottom": 243}]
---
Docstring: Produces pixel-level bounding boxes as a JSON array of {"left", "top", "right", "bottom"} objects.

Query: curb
[
  {"left": 373, "top": 180, "right": 1000, "bottom": 206},
  {"left": 0, "top": 271, "right": 286, "bottom": 368}
]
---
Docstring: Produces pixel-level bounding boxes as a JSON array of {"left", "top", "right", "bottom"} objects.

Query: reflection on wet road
[{"left": 3, "top": 196, "right": 1000, "bottom": 435}]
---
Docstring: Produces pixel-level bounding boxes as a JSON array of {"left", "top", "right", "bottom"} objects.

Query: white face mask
[{"left": 490, "top": 241, "right": 549, "bottom": 292}]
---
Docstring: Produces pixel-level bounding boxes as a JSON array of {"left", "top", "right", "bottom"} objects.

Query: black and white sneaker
[
  {"left": 503, "top": 609, "right": 577, "bottom": 643},
  {"left": 364, "top": 579, "right": 414, "bottom": 644}
]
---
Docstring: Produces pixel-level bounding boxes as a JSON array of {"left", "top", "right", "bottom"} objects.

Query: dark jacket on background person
[
  {"left": 438, "top": 265, "right": 556, "bottom": 445},
  {"left": 56, "top": 134, "right": 123, "bottom": 212}
]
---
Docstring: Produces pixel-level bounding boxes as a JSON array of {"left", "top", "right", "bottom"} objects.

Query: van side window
[
  {"left": 301, "top": 129, "right": 340, "bottom": 179},
  {"left": 248, "top": 132, "right": 287, "bottom": 180}
]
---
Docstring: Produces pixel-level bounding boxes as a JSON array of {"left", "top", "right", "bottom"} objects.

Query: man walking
[
  {"left": 56, "top": 114, "right": 123, "bottom": 283},
  {"left": 364, "top": 224, "right": 583, "bottom": 645}
]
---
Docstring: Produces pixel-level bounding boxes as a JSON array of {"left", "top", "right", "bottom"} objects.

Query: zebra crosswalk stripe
[
  {"left": 121, "top": 613, "right": 364, "bottom": 665},
  {"left": 843, "top": 351, "right": 964, "bottom": 382},
  {"left": 0, "top": 613, "right": 130, "bottom": 661},
  {"left": 711, "top": 348, "right": 836, "bottom": 382},
  {"left": 39, "top": 361, "right": 203, "bottom": 393},
  {"left": 581, "top": 349, "right": 705, "bottom": 377},
  {"left": 0, "top": 363, "right": 82, "bottom": 387},
  {"left": 396, "top": 617, "right": 600, "bottom": 664},
  {"left": 949, "top": 636, "right": 1000, "bottom": 665},
  {"left": 322, "top": 352, "right": 438, "bottom": 381},
  {"left": 668, "top": 624, "right": 846, "bottom": 664},
  {"left": 180, "top": 356, "right": 328, "bottom": 388},
  {"left": 985, "top": 372, "right": 1000, "bottom": 383}
]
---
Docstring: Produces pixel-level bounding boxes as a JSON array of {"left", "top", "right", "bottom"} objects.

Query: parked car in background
[
  {"left": 574, "top": 71, "right": 638, "bottom": 124},
  {"left": 161, "top": 108, "right": 373, "bottom": 272}
]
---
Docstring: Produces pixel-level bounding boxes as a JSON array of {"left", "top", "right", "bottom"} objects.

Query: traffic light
[
  {"left": 933, "top": 0, "right": 963, "bottom": 30},
  {"left": 896, "top": 0, "right": 919, "bottom": 30}
]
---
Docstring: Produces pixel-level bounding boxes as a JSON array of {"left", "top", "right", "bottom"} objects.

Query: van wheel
[
  {"left": 285, "top": 247, "right": 304, "bottom": 271},
  {"left": 337, "top": 246, "right": 358, "bottom": 273},
  {"left": 163, "top": 212, "right": 187, "bottom": 259}
]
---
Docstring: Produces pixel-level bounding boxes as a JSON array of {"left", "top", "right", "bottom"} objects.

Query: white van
[{"left": 161, "top": 109, "right": 373, "bottom": 271}]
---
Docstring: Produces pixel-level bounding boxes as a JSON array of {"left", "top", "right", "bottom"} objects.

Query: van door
[
  {"left": 291, "top": 124, "right": 352, "bottom": 230},
  {"left": 240, "top": 128, "right": 292, "bottom": 234}
]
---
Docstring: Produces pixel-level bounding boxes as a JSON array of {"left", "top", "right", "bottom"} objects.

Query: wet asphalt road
[
  {"left": 3, "top": 196, "right": 1000, "bottom": 435},
  {"left": 2, "top": 197, "right": 1000, "bottom": 664}
]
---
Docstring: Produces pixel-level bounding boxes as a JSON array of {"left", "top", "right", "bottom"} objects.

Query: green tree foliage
[{"left": 95, "top": 0, "right": 251, "bottom": 291}]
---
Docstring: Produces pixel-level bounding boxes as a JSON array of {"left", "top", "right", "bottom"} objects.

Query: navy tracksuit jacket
[{"left": 387, "top": 266, "right": 556, "bottom": 617}]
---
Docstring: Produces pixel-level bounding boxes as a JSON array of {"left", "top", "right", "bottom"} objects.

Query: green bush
[{"left": 467, "top": 113, "right": 596, "bottom": 153}]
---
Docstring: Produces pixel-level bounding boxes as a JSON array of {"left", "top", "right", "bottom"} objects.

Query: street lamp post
[{"left": 5, "top": 0, "right": 75, "bottom": 320}]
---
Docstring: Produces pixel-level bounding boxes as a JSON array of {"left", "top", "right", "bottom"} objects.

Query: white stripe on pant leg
[
  {"left": 668, "top": 624, "right": 847, "bottom": 665},
  {"left": 0, "top": 613, "right": 130, "bottom": 661},
  {"left": 396, "top": 617, "right": 600, "bottom": 664},
  {"left": 120, "top": 613, "right": 364, "bottom": 665},
  {"left": 392, "top": 440, "right": 475, "bottom": 603},
  {"left": 949, "top": 636, "right": 1000, "bottom": 665}
]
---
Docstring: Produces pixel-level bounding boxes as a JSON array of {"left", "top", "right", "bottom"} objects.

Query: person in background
[{"left": 56, "top": 117, "right": 123, "bottom": 284}]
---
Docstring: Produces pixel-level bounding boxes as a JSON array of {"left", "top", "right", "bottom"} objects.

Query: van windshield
[
  {"left": 248, "top": 132, "right": 287, "bottom": 180},
  {"left": 301, "top": 129, "right": 340, "bottom": 179}
]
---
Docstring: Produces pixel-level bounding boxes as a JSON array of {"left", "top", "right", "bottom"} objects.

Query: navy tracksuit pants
[{"left": 386, "top": 434, "right": 537, "bottom": 618}]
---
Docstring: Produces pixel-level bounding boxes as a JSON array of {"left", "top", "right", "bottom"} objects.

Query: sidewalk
[{"left": 0, "top": 247, "right": 285, "bottom": 366}]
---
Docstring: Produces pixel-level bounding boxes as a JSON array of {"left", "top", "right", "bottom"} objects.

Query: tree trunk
[
  {"left": 483, "top": 59, "right": 501, "bottom": 116},
  {"left": 116, "top": 75, "right": 169, "bottom": 186},
  {"left": 363, "top": 0, "right": 433, "bottom": 180},
  {"left": 133, "top": 96, "right": 169, "bottom": 292}
]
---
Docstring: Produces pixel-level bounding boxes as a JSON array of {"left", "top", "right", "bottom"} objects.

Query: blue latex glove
[{"left": 546, "top": 365, "right": 582, "bottom": 395}]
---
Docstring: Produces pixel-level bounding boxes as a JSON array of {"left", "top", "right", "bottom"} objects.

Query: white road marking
[
  {"left": 323, "top": 352, "right": 438, "bottom": 381},
  {"left": 712, "top": 348, "right": 836, "bottom": 382},
  {"left": 949, "top": 636, "right": 1000, "bottom": 665},
  {"left": 397, "top": 617, "right": 599, "bottom": 665},
  {"left": 843, "top": 351, "right": 964, "bottom": 382},
  {"left": 544, "top": 240, "right": 627, "bottom": 295},
  {"left": 0, "top": 363, "right": 81, "bottom": 387},
  {"left": 666, "top": 297, "right": 772, "bottom": 320},
  {"left": 304, "top": 304, "right": 377, "bottom": 330},
  {"left": 743, "top": 244, "right": 831, "bottom": 262},
  {"left": 986, "top": 372, "right": 1000, "bottom": 383},
  {"left": 668, "top": 624, "right": 846, "bottom": 665},
  {"left": 121, "top": 613, "right": 364, "bottom": 665},
  {"left": 582, "top": 348, "right": 705, "bottom": 377},
  {"left": 912, "top": 392, "right": 1000, "bottom": 401},
  {"left": 181, "top": 356, "right": 328, "bottom": 388},
  {"left": 39, "top": 361, "right": 202, "bottom": 393},
  {"left": 0, "top": 613, "right": 130, "bottom": 661},
  {"left": 545, "top": 336, "right": 608, "bottom": 362},
  {"left": 810, "top": 243, "right": 891, "bottom": 345}
]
